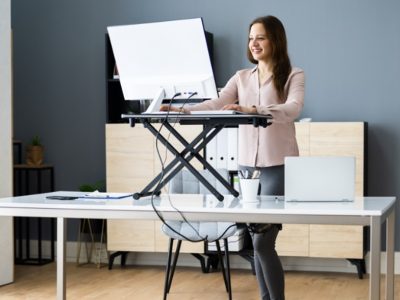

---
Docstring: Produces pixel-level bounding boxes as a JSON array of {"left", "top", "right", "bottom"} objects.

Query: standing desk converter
[{"left": 121, "top": 113, "right": 272, "bottom": 200}]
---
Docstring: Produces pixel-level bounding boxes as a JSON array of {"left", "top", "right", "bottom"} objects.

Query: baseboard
[{"left": 22, "top": 240, "right": 400, "bottom": 275}]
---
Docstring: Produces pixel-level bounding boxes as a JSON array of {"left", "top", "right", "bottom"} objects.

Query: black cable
[
  {"left": 153, "top": 92, "right": 209, "bottom": 241},
  {"left": 151, "top": 92, "right": 238, "bottom": 243},
  {"left": 151, "top": 92, "right": 206, "bottom": 242}
]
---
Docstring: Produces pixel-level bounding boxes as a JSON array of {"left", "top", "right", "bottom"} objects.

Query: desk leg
[
  {"left": 26, "top": 218, "right": 31, "bottom": 260},
  {"left": 51, "top": 218, "right": 55, "bottom": 261},
  {"left": 38, "top": 218, "right": 42, "bottom": 264},
  {"left": 370, "top": 216, "right": 381, "bottom": 300},
  {"left": 386, "top": 210, "right": 395, "bottom": 300},
  {"left": 57, "top": 217, "right": 66, "bottom": 300}
]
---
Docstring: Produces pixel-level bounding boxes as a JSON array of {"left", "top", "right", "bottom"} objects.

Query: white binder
[
  {"left": 227, "top": 128, "right": 238, "bottom": 170},
  {"left": 206, "top": 134, "right": 217, "bottom": 169},
  {"left": 216, "top": 128, "right": 228, "bottom": 169}
]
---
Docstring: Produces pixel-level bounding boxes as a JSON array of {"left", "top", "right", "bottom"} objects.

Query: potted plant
[
  {"left": 79, "top": 181, "right": 105, "bottom": 193},
  {"left": 77, "top": 180, "right": 107, "bottom": 266},
  {"left": 26, "top": 135, "right": 44, "bottom": 166},
  {"left": 78, "top": 180, "right": 106, "bottom": 235}
]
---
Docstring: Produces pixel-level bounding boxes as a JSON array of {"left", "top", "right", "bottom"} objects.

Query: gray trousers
[{"left": 239, "top": 165, "right": 285, "bottom": 300}]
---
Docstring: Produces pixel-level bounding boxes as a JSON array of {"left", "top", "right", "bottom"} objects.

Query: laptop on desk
[{"left": 284, "top": 156, "right": 356, "bottom": 202}]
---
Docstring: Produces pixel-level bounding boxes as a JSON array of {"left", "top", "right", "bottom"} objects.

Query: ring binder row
[{"left": 206, "top": 127, "right": 238, "bottom": 171}]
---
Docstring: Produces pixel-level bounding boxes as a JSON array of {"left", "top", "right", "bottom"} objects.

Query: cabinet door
[
  {"left": 276, "top": 124, "right": 311, "bottom": 257},
  {"left": 308, "top": 122, "right": 364, "bottom": 259},
  {"left": 108, "top": 220, "right": 155, "bottom": 252},
  {"left": 106, "top": 124, "right": 154, "bottom": 192},
  {"left": 309, "top": 225, "right": 363, "bottom": 258},
  {"left": 276, "top": 224, "right": 309, "bottom": 257},
  {"left": 282, "top": 122, "right": 365, "bottom": 259},
  {"left": 106, "top": 124, "right": 156, "bottom": 252},
  {"left": 309, "top": 122, "right": 364, "bottom": 196},
  {"left": 295, "top": 122, "right": 310, "bottom": 156}
]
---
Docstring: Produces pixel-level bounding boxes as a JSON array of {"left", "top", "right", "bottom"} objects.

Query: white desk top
[
  {"left": 0, "top": 191, "right": 395, "bottom": 219},
  {"left": 2, "top": 192, "right": 395, "bottom": 300}
]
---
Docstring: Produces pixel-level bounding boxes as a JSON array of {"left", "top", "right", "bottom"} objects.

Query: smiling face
[{"left": 248, "top": 22, "right": 272, "bottom": 63}]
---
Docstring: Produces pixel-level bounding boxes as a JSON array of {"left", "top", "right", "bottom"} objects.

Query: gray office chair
[{"left": 162, "top": 169, "right": 237, "bottom": 300}]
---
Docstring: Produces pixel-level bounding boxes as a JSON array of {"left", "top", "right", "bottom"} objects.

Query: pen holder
[{"left": 239, "top": 178, "right": 260, "bottom": 203}]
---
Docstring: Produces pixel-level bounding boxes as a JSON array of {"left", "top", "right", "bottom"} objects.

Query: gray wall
[{"left": 12, "top": 0, "right": 400, "bottom": 247}]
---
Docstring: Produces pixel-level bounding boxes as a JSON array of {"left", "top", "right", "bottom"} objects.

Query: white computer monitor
[{"left": 107, "top": 18, "right": 218, "bottom": 113}]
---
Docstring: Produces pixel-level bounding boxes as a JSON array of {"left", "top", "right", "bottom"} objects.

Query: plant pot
[{"left": 26, "top": 145, "right": 44, "bottom": 166}]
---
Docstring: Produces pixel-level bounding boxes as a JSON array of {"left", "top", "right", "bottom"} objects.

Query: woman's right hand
[{"left": 159, "top": 105, "right": 189, "bottom": 113}]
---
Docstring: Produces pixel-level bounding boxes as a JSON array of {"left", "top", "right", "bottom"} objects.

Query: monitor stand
[{"left": 143, "top": 88, "right": 165, "bottom": 114}]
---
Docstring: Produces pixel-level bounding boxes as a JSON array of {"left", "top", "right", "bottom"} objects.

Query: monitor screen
[{"left": 107, "top": 18, "right": 218, "bottom": 113}]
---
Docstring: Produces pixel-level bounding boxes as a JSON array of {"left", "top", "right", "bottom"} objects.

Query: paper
[{"left": 81, "top": 191, "right": 133, "bottom": 199}]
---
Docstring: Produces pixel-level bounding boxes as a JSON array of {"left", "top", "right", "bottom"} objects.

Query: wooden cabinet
[
  {"left": 106, "top": 122, "right": 366, "bottom": 260},
  {"left": 276, "top": 122, "right": 366, "bottom": 259}
]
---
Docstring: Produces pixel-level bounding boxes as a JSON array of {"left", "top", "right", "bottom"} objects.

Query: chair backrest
[{"left": 168, "top": 169, "right": 230, "bottom": 195}]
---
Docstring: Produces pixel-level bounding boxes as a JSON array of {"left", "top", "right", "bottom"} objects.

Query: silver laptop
[{"left": 284, "top": 156, "right": 355, "bottom": 202}]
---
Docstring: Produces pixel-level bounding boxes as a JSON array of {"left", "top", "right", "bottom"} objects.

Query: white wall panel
[{"left": 0, "top": 0, "right": 14, "bottom": 286}]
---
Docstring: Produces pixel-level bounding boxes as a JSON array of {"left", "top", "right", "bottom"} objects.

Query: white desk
[{"left": 0, "top": 192, "right": 396, "bottom": 300}]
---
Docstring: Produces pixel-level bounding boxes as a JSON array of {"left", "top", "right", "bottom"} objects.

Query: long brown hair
[{"left": 247, "top": 16, "right": 292, "bottom": 100}]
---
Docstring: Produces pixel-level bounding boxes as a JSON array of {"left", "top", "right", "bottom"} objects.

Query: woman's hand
[
  {"left": 159, "top": 105, "right": 188, "bottom": 113},
  {"left": 222, "top": 104, "right": 257, "bottom": 114}
]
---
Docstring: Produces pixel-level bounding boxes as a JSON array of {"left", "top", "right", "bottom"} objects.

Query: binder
[
  {"left": 216, "top": 128, "right": 228, "bottom": 169},
  {"left": 206, "top": 134, "right": 217, "bottom": 169},
  {"left": 227, "top": 128, "right": 238, "bottom": 170}
]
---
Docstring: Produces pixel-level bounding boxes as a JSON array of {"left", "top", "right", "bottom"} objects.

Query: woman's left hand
[{"left": 222, "top": 104, "right": 257, "bottom": 114}]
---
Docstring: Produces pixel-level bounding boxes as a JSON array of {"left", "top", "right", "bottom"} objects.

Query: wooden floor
[{"left": 0, "top": 263, "right": 399, "bottom": 299}]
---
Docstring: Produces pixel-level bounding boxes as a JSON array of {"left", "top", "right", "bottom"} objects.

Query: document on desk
[{"left": 81, "top": 192, "right": 133, "bottom": 199}]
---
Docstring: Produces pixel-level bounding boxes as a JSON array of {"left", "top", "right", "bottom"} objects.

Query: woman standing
[{"left": 162, "top": 15, "right": 304, "bottom": 299}]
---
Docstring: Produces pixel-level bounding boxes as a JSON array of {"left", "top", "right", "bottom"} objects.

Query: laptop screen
[{"left": 284, "top": 156, "right": 356, "bottom": 202}]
